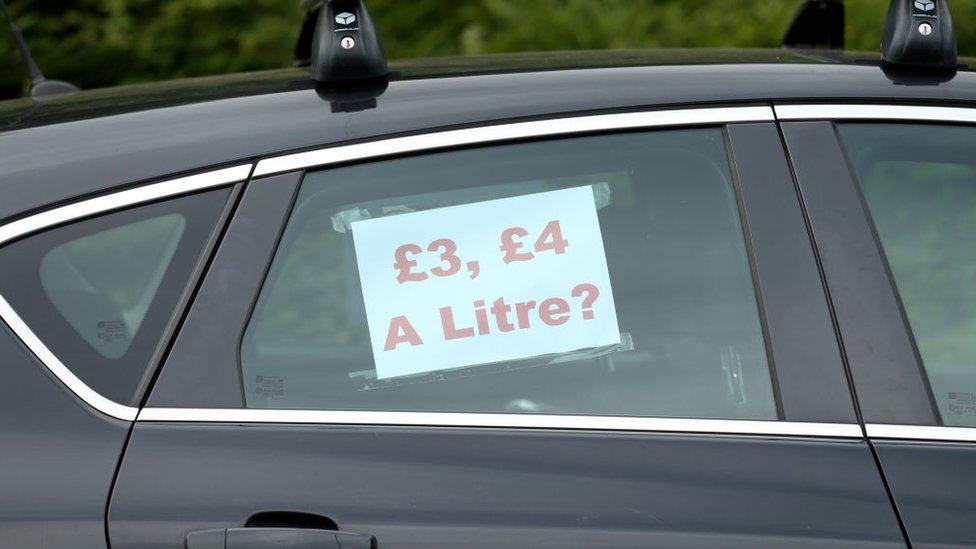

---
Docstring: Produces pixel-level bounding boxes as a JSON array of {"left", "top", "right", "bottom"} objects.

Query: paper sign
[{"left": 351, "top": 186, "right": 620, "bottom": 379}]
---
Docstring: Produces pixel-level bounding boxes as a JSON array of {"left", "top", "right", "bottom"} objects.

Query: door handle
[{"left": 186, "top": 527, "right": 377, "bottom": 549}]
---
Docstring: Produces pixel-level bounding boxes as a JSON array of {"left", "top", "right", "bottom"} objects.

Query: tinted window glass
[
  {"left": 241, "top": 130, "right": 777, "bottom": 419},
  {"left": 841, "top": 123, "right": 976, "bottom": 427},
  {"left": 0, "top": 189, "right": 230, "bottom": 405},
  {"left": 40, "top": 214, "right": 186, "bottom": 360}
]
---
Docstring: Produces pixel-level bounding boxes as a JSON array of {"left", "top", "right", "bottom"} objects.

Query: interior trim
[
  {"left": 137, "top": 408, "right": 863, "bottom": 438},
  {"left": 0, "top": 164, "right": 253, "bottom": 421},
  {"left": 253, "top": 106, "right": 775, "bottom": 177}
]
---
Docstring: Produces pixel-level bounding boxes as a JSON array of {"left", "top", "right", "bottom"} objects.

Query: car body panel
[
  {"left": 0, "top": 321, "right": 128, "bottom": 548},
  {"left": 5, "top": 53, "right": 976, "bottom": 225},
  {"left": 872, "top": 442, "right": 976, "bottom": 548},
  {"left": 0, "top": 48, "right": 966, "bottom": 131},
  {"left": 8, "top": 47, "right": 976, "bottom": 549},
  {"left": 109, "top": 425, "right": 903, "bottom": 548}
]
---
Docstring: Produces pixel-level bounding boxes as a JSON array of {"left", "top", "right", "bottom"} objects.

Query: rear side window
[
  {"left": 841, "top": 123, "right": 976, "bottom": 427},
  {"left": 40, "top": 214, "right": 186, "bottom": 360},
  {"left": 0, "top": 189, "right": 230, "bottom": 405},
  {"left": 241, "top": 129, "right": 777, "bottom": 420}
]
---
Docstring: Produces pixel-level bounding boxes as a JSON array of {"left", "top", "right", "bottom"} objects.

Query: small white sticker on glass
[{"left": 351, "top": 186, "right": 620, "bottom": 379}]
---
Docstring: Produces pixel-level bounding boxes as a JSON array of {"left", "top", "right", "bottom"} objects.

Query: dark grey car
[{"left": 2, "top": 0, "right": 976, "bottom": 547}]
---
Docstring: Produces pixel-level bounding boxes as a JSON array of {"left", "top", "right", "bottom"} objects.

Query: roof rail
[
  {"left": 783, "top": 0, "right": 844, "bottom": 50},
  {"left": 882, "top": 0, "right": 957, "bottom": 70}
]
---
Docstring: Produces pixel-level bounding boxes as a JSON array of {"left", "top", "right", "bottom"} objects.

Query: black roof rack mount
[
  {"left": 312, "top": 0, "right": 387, "bottom": 84},
  {"left": 882, "top": 0, "right": 957, "bottom": 70}
]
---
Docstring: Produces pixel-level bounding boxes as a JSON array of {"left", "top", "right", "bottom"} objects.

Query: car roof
[
  {"left": 3, "top": 47, "right": 976, "bottom": 224},
  {"left": 3, "top": 47, "right": 974, "bottom": 131}
]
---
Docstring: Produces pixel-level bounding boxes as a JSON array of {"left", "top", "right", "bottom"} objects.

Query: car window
[
  {"left": 0, "top": 189, "right": 231, "bottom": 405},
  {"left": 840, "top": 123, "right": 976, "bottom": 427},
  {"left": 40, "top": 214, "right": 186, "bottom": 360},
  {"left": 241, "top": 129, "right": 778, "bottom": 419}
]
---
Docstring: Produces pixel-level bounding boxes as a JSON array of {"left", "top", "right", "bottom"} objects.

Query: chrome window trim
[
  {"left": 867, "top": 424, "right": 976, "bottom": 443},
  {"left": 774, "top": 104, "right": 976, "bottom": 124},
  {"left": 137, "top": 408, "right": 863, "bottom": 438},
  {"left": 0, "top": 164, "right": 253, "bottom": 421},
  {"left": 252, "top": 106, "right": 775, "bottom": 177}
]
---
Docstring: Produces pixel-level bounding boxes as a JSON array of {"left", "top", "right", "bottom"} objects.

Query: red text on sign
[
  {"left": 381, "top": 283, "right": 604, "bottom": 351},
  {"left": 500, "top": 220, "right": 569, "bottom": 263},
  {"left": 395, "top": 238, "right": 480, "bottom": 283},
  {"left": 384, "top": 316, "right": 424, "bottom": 350}
]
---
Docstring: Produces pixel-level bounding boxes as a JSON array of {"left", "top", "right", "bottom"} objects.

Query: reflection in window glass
[
  {"left": 40, "top": 214, "right": 185, "bottom": 359},
  {"left": 242, "top": 130, "right": 777, "bottom": 419},
  {"left": 841, "top": 123, "right": 976, "bottom": 427}
]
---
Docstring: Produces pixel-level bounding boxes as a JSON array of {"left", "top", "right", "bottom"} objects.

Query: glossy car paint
[
  {"left": 110, "top": 426, "right": 903, "bottom": 548},
  {"left": 872, "top": 442, "right": 976, "bottom": 548},
  {"left": 0, "top": 317, "right": 128, "bottom": 548},
  {"left": 4, "top": 49, "right": 975, "bottom": 548},
  {"left": 4, "top": 53, "right": 976, "bottom": 226}
]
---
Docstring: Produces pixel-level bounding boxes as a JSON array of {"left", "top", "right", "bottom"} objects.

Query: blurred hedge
[{"left": 3, "top": 0, "right": 976, "bottom": 100}]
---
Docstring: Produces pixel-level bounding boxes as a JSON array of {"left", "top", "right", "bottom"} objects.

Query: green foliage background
[{"left": 3, "top": 0, "right": 976, "bottom": 99}]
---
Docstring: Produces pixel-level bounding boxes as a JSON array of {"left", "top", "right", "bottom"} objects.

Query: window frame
[
  {"left": 139, "top": 105, "right": 861, "bottom": 438},
  {"left": 244, "top": 128, "right": 778, "bottom": 420},
  {"left": 0, "top": 165, "right": 251, "bottom": 420},
  {"left": 777, "top": 103, "right": 976, "bottom": 443}
]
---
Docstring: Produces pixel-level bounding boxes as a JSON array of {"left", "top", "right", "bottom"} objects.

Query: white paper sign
[{"left": 351, "top": 186, "right": 620, "bottom": 379}]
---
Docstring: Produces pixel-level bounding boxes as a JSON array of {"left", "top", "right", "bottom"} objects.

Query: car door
[
  {"left": 107, "top": 107, "right": 905, "bottom": 548},
  {"left": 779, "top": 104, "right": 976, "bottom": 548}
]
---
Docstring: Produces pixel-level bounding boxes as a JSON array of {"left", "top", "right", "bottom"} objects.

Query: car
[{"left": 2, "top": 0, "right": 976, "bottom": 547}]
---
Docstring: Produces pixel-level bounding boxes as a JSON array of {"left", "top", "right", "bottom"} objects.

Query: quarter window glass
[
  {"left": 40, "top": 214, "right": 186, "bottom": 360},
  {"left": 841, "top": 123, "right": 976, "bottom": 427},
  {"left": 241, "top": 130, "right": 777, "bottom": 419},
  {"left": 0, "top": 189, "right": 230, "bottom": 405}
]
